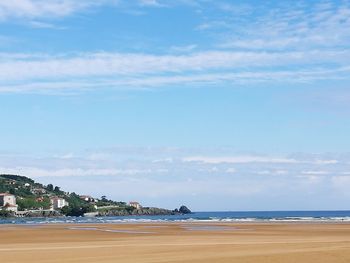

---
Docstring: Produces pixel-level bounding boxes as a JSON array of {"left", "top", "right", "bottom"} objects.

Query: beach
[{"left": 1, "top": 222, "right": 350, "bottom": 263}]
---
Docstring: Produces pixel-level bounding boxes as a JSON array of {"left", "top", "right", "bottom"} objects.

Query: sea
[{"left": 1, "top": 210, "right": 350, "bottom": 225}]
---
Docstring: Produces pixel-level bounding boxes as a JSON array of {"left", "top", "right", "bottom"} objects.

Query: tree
[
  {"left": 0, "top": 209, "right": 14, "bottom": 217},
  {"left": 60, "top": 205, "right": 71, "bottom": 215},
  {"left": 47, "top": 184, "right": 54, "bottom": 191},
  {"left": 54, "top": 186, "right": 60, "bottom": 192}
]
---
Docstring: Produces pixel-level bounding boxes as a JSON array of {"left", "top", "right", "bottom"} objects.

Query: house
[
  {"left": 129, "top": 201, "right": 141, "bottom": 209},
  {"left": 0, "top": 193, "right": 18, "bottom": 212},
  {"left": 32, "top": 188, "right": 46, "bottom": 195},
  {"left": 0, "top": 193, "right": 16, "bottom": 206},
  {"left": 50, "top": 197, "right": 69, "bottom": 210},
  {"left": 79, "top": 195, "right": 95, "bottom": 203},
  {"left": 6, "top": 180, "right": 16, "bottom": 185}
]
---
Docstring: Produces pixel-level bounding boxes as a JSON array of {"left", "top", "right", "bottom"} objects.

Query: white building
[
  {"left": 50, "top": 197, "right": 69, "bottom": 210},
  {"left": 79, "top": 195, "right": 95, "bottom": 203},
  {"left": 0, "top": 193, "right": 18, "bottom": 212},
  {"left": 129, "top": 201, "right": 141, "bottom": 209}
]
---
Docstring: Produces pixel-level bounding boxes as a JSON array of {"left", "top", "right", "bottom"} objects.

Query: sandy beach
[{"left": 1, "top": 222, "right": 350, "bottom": 263}]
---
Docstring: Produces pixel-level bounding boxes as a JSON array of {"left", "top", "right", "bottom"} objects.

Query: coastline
[
  {"left": 2, "top": 210, "right": 350, "bottom": 224},
  {"left": 1, "top": 222, "right": 350, "bottom": 263}
]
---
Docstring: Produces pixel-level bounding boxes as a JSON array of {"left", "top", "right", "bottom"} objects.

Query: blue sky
[{"left": 1, "top": 0, "right": 350, "bottom": 211}]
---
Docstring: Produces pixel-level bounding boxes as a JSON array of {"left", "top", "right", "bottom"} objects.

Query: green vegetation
[
  {"left": 0, "top": 174, "right": 34, "bottom": 184},
  {"left": 96, "top": 196, "right": 127, "bottom": 207},
  {"left": 61, "top": 192, "right": 96, "bottom": 216},
  {"left": 8, "top": 187, "right": 33, "bottom": 198},
  {"left": 0, "top": 174, "right": 44, "bottom": 198},
  {"left": 17, "top": 197, "right": 51, "bottom": 210},
  {"left": 0, "top": 209, "right": 14, "bottom": 217},
  {"left": 0, "top": 173, "right": 98, "bottom": 216},
  {"left": 0, "top": 173, "right": 67, "bottom": 213},
  {"left": 0, "top": 174, "right": 190, "bottom": 218}
]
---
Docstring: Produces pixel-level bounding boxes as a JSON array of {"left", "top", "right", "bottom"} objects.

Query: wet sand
[{"left": 1, "top": 222, "right": 350, "bottom": 262}]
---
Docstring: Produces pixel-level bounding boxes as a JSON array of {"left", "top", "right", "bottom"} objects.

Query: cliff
[{"left": 97, "top": 207, "right": 179, "bottom": 217}]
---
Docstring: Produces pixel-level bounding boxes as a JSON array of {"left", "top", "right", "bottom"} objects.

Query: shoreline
[
  {"left": 2, "top": 220, "right": 350, "bottom": 231},
  {"left": 2, "top": 215, "right": 350, "bottom": 225}
]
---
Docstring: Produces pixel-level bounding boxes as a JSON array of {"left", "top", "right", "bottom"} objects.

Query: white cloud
[
  {"left": 183, "top": 154, "right": 342, "bottom": 166},
  {"left": 28, "top": 20, "right": 65, "bottom": 29},
  {"left": 0, "top": 166, "right": 167, "bottom": 177},
  {"left": 138, "top": 0, "right": 162, "bottom": 7},
  {"left": 1, "top": 149, "right": 350, "bottom": 209},
  {"left": 170, "top": 44, "right": 197, "bottom": 53},
  {"left": 2, "top": 50, "right": 350, "bottom": 80},
  {"left": 196, "top": 20, "right": 229, "bottom": 31},
  {"left": 0, "top": 0, "right": 100, "bottom": 20},
  {"left": 0, "top": 68, "right": 344, "bottom": 94},
  {"left": 0, "top": 0, "right": 177, "bottom": 22},
  {"left": 256, "top": 170, "right": 272, "bottom": 175},
  {"left": 59, "top": 153, "right": 75, "bottom": 159},
  {"left": 225, "top": 168, "right": 236, "bottom": 173},
  {"left": 301, "top": 170, "right": 329, "bottom": 175},
  {"left": 313, "top": 159, "right": 338, "bottom": 165},
  {"left": 0, "top": 1, "right": 350, "bottom": 94},
  {"left": 255, "top": 170, "right": 288, "bottom": 175},
  {"left": 183, "top": 155, "right": 299, "bottom": 164},
  {"left": 0, "top": 50, "right": 350, "bottom": 93},
  {"left": 217, "top": 1, "right": 350, "bottom": 51},
  {"left": 152, "top": 158, "right": 173, "bottom": 163}
]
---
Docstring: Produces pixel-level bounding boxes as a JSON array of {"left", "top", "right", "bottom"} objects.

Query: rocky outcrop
[
  {"left": 173, "top": 205, "right": 192, "bottom": 214},
  {"left": 96, "top": 205, "right": 192, "bottom": 217},
  {"left": 178, "top": 205, "right": 191, "bottom": 214},
  {"left": 25, "top": 210, "right": 61, "bottom": 217},
  {"left": 97, "top": 207, "right": 176, "bottom": 217},
  {"left": 0, "top": 209, "right": 15, "bottom": 218}
]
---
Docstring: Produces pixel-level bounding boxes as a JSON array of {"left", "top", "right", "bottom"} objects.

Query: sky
[{"left": 1, "top": 0, "right": 350, "bottom": 211}]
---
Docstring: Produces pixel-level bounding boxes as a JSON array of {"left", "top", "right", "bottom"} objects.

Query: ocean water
[{"left": 1, "top": 210, "right": 350, "bottom": 225}]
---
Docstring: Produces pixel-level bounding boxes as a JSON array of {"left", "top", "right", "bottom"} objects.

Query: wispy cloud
[
  {"left": 183, "top": 155, "right": 299, "bottom": 164},
  {"left": 0, "top": 167, "right": 167, "bottom": 177},
  {"left": 138, "top": 0, "right": 163, "bottom": 7},
  {"left": 196, "top": 20, "right": 230, "bottom": 31},
  {"left": 28, "top": 20, "right": 65, "bottom": 29},
  {"left": 301, "top": 170, "right": 330, "bottom": 175},
  {"left": 0, "top": 0, "right": 101, "bottom": 20},
  {"left": 1, "top": 149, "right": 350, "bottom": 209},
  {"left": 0, "top": 1, "right": 349, "bottom": 94},
  {"left": 0, "top": 49, "right": 350, "bottom": 93},
  {"left": 0, "top": 0, "right": 183, "bottom": 22},
  {"left": 170, "top": 44, "right": 198, "bottom": 53},
  {"left": 216, "top": 1, "right": 350, "bottom": 50}
]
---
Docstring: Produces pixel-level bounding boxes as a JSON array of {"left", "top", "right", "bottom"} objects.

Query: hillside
[{"left": 0, "top": 174, "right": 190, "bottom": 217}]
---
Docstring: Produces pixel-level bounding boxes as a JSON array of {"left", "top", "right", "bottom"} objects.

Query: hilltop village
[{"left": 0, "top": 174, "right": 190, "bottom": 218}]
